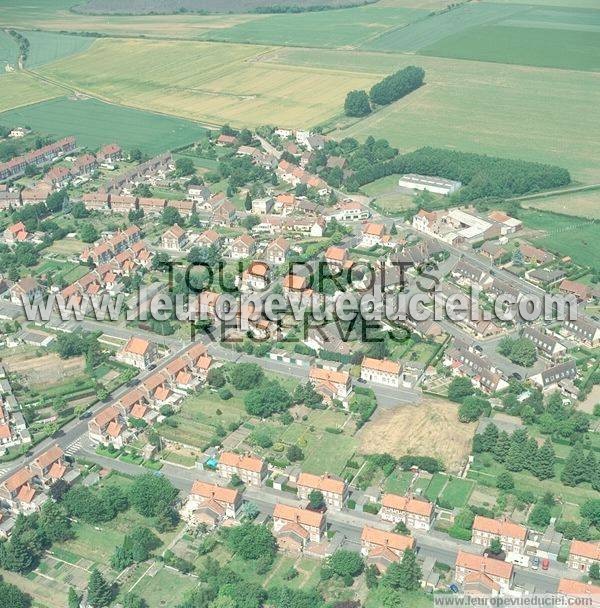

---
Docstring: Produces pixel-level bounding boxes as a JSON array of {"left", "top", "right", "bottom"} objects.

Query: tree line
[{"left": 347, "top": 146, "right": 571, "bottom": 200}]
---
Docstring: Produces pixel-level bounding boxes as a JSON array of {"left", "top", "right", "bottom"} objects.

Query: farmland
[
  {"left": 0, "top": 96, "right": 208, "bottom": 154},
  {"left": 37, "top": 38, "right": 380, "bottom": 127},
  {"left": 0, "top": 72, "right": 63, "bottom": 113},
  {"left": 200, "top": 5, "right": 426, "bottom": 48},
  {"left": 23, "top": 30, "right": 94, "bottom": 68},
  {"left": 0, "top": 30, "right": 18, "bottom": 69},
  {"left": 362, "top": 2, "right": 528, "bottom": 52}
]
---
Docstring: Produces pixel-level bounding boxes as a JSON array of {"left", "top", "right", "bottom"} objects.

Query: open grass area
[
  {"left": 424, "top": 472, "right": 448, "bottom": 502},
  {"left": 385, "top": 470, "right": 413, "bottom": 494},
  {"left": 37, "top": 38, "right": 379, "bottom": 128},
  {"left": 0, "top": 72, "right": 63, "bottom": 113},
  {"left": 522, "top": 188, "right": 600, "bottom": 220},
  {"left": 200, "top": 5, "right": 426, "bottom": 48},
  {"left": 518, "top": 209, "right": 600, "bottom": 270},
  {"left": 0, "top": 96, "right": 208, "bottom": 154},
  {"left": 23, "top": 30, "right": 95, "bottom": 68},
  {"left": 127, "top": 564, "right": 199, "bottom": 606}
]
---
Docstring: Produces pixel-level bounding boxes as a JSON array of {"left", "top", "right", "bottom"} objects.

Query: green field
[
  {"left": 363, "top": 2, "right": 527, "bottom": 52},
  {"left": 0, "top": 96, "right": 208, "bottom": 154},
  {"left": 518, "top": 209, "right": 600, "bottom": 270},
  {"left": 201, "top": 5, "right": 426, "bottom": 48},
  {"left": 0, "top": 72, "right": 63, "bottom": 113},
  {"left": 23, "top": 30, "right": 94, "bottom": 68},
  {"left": 423, "top": 24, "right": 600, "bottom": 72},
  {"left": 424, "top": 472, "right": 448, "bottom": 502}
]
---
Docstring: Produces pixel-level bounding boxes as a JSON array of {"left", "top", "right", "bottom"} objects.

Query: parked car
[
  {"left": 542, "top": 558, "right": 549, "bottom": 570},
  {"left": 531, "top": 556, "right": 540, "bottom": 570}
]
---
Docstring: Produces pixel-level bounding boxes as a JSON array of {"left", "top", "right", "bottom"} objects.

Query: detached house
[
  {"left": 567, "top": 540, "right": 600, "bottom": 573},
  {"left": 471, "top": 516, "right": 528, "bottom": 554},
  {"left": 161, "top": 224, "right": 187, "bottom": 251},
  {"left": 182, "top": 481, "right": 241, "bottom": 527},
  {"left": 273, "top": 504, "right": 326, "bottom": 552},
  {"left": 361, "top": 526, "right": 415, "bottom": 573},
  {"left": 308, "top": 367, "right": 352, "bottom": 407},
  {"left": 10, "top": 277, "right": 42, "bottom": 305},
  {"left": 265, "top": 237, "right": 290, "bottom": 265},
  {"left": 230, "top": 234, "right": 256, "bottom": 260},
  {"left": 361, "top": 223, "right": 386, "bottom": 247},
  {"left": 217, "top": 451, "right": 268, "bottom": 487},
  {"left": 297, "top": 472, "right": 348, "bottom": 511},
  {"left": 560, "top": 279, "right": 591, "bottom": 303},
  {"left": 530, "top": 360, "right": 577, "bottom": 392},
  {"left": 3, "top": 222, "right": 28, "bottom": 245},
  {"left": 324, "top": 246, "right": 349, "bottom": 269},
  {"left": 380, "top": 493, "right": 434, "bottom": 531},
  {"left": 117, "top": 337, "right": 158, "bottom": 370},
  {"left": 360, "top": 357, "right": 402, "bottom": 388},
  {"left": 240, "top": 261, "right": 271, "bottom": 292}
]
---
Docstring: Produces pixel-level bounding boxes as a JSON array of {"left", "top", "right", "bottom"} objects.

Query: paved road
[{"left": 78, "top": 446, "right": 566, "bottom": 594}]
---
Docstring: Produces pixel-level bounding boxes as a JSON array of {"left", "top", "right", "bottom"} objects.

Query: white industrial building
[{"left": 398, "top": 174, "right": 462, "bottom": 196}]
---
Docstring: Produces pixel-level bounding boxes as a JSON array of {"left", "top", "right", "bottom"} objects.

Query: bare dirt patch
[
  {"left": 4, "top": 353, "right": 86, "bottom": 387},
  {"left": 357, "top": 397, "right": 476, "bottom": 473}
]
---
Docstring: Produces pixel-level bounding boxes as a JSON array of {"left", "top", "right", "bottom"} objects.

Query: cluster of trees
[
  {"left": 447, "top": 377, "right": 491, "bottom": 423},
  {"left": 8, "top": 29, "right": 29, "bottom": 63},
  {"left": 110, "top": 526, "right": 161, "bottom": 570},
  {"left": 561, "top": 442, "right": 600, "bottom": 489},
  {"left": 498, "top": 337, "right": 537, "bottom": 367},
  {"left": 344, "top": 66, "right": 425, "bottom": 117},
  {"left": 398, "top": 454, "right": 444, "bottom": 473},
  {"left": 473, "top": 424, "right": 556, "bottom": 480},
  {"left": 365, "top": 548, "right": 422, "bottom": 604},
  {"left": 0, "top": 575, "right": 30, "bottom": 608}
]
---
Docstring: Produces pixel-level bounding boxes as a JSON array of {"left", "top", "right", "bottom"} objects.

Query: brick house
[
  {"left": 296, "top": 472, "right": 348, "bottom": 511},
  {"left": 117, "top": 337, "right": 158, "bottom": 369},
  {"left": 361, "top": 526, "right": 415, "bottom": 572},
  {"left": 273, "top": 504, "right": 326, "bottom": 552},
  {"left": 567, "top": 540, "right": 600, "bottom": 573},
  {"left": 471, "top": 516, "right": 528, "bottom": 554},
  {"left": 217, "top": 451, "right": 268, "bottom": 487},
  {"left": 182, "top": 481, "right": 241, "bottom": 527},
  {"left": 308, "top": 367, "right": 353, "bottom": 407},
  {"left": 455, "top": 551, "right": 513, "bottom": 593},
  {"left": 360, "top": 357, "right": 402, "bottom": 388},
  {"left": 380, "top": 493, "right": 434, "bottom": 531}
]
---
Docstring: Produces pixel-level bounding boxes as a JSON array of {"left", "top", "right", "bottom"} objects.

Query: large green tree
[
  {"left": 344, "top": 90, "right": 371, "bottom": 117},
  {"left": 86, "top": 568, "right": 112, "bottom": 608}
]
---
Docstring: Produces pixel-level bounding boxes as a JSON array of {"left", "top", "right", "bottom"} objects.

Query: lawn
[
  {"left": 523, "top": 188, "right": 600, "bottom": 220},
  {"left": 200, "top": 5, "right": 426, "bottom": 48},
  {"left": 424, "top": 472, "right": 448, "bottom": 502},
  {"left": 37, "top": 38, "right": 380, "bottom": 128},
  {"left": 301, "top": 430, "right": 357, "bottom": 476},
  {"left": 438, "top": 477, "right": 474, "bottom": 508},
  {"left": 23, "top": 30, "right": 94, "bottom": 68},
  {"left": 422, "top": 22, "right": 600, "bottom": 72},
  {"left": 385, "top": 470, "right": 413, "bottom": 494},
  {"left": 128, "top": 564, "right": 199, "bottom": 606},
  {"left": 0, "top": 96, "right": 208, "bottom": 154},
  {"left": 518, "top": 209, "right": 600, "bottom": 270},
  {"left": 0, "top": 71, "right": 63, "bottom": 113}
]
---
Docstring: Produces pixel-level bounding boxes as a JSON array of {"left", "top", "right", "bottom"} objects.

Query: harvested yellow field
[
  {"left": 0, "top": 72, "right": 63, "bottom": 113},
  {"left": 38, "top": 39, "right": 379, "bottom": 128},
  {"left": 358, "top": 397, "right": 476, "bottom": 473},
  {"left": 523, "top": 189, "right": 600, "bottom": 220}
]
